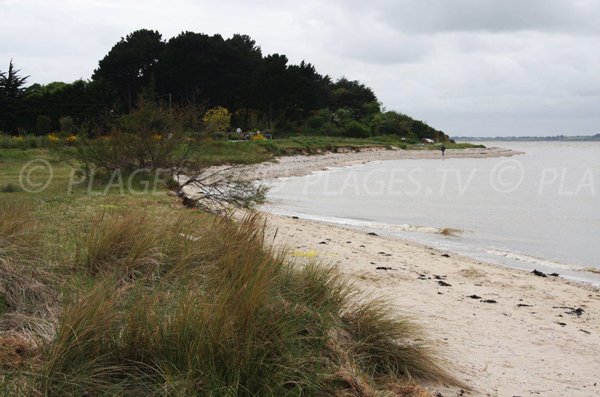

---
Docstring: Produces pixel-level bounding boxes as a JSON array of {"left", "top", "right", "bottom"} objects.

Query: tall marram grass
[
  {"left": 0, "top": 201, "right": 39, "bottom": 261},
  {"left": 0, "top": 202, "right": 56, "bottom": 338},
  {"left": 0, "top": 202, "right": 57, "bottom": 397},
  {"left": 0, "top": 204, "right": 458, "bottom": 396},
  {"left": 5, "top": 209, "right": 461, "bottom": 395}
]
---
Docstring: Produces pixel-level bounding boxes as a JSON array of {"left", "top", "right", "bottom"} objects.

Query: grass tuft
[
  {"left": 341, "top": 300, "right": 461, "bottom": 386},
  {"left": 0, "top": 202, "right": 39, "bottom": 261},
  {"left": 82, "top": 212, "right": 166, "bottom": 277},
  {"left": 0, "top": 203, "right": 57, "bottom": 341}
]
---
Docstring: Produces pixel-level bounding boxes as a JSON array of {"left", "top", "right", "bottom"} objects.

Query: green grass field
[{"left": 186, "top": 135, "right": 484, "bottom": 166}]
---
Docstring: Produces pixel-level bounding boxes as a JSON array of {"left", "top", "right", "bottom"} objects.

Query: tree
[
  {"left": 36, "top": 115, "right": 53, "bottom": 135},
  {"left": 203, "top": 107, "right": 231, "bottom": 134},
  {"left": 0, "top": 60, "right": 28, "bottom": 98},
  {"left": 67, "top": 100, "right": 192, "bottom": 172},
  {"left": 330, "top": 78, "right": 379, "bottom": 119},
  {"left": 156, "top": 32, "right": 223, "bottom": 107},
  {"left": 3, "top": 29, "right": 449, "bottom": 141},
  {"left": 23, "top": 79, "right": 114, "bottom": 134},
  {"left": 60, "top": 116, "right": 75, "bottom": 134},
  {"left": 258, "top": 54, "right": 289, "bottom": 128},
  {"left": 218, "top": 34, "right": 263, "bottom": 111},
  {"left": 0, "top": 60, "right": 29, "bottom": 134},
  {"left": 284, "top": 61, "right": 331, "bottom": 121},
  {"left": 93, "top": 29, "right": 164, "bottom": 112},
  {"left": 65, "top": 101, "right": 266, "bottom": 215}
]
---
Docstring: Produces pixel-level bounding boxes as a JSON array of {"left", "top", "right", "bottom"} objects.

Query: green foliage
[
  {"left": 7, "top": 30, "right": 450, "bottom": 142},
  {"left": 0, "top": 61, "right": 29, "bottom": 134},
  {"left": 59, "top": 116, "right": 75, "bottom": 134},
  {"left": 0, "top": 134, "right": 51, "bottom": 149},
  {"left": 0, "top": 61, "right": 28, "bottom": 99},
  {"left": 24, "top": 79, "right": 114, "bottom": 133},
  {"left": 342, "top": 119, "right": 371, "bottom": 138},
  {"left": 65, "top": 100, "right": 191, "bottom": 172},
  {"left": 202, "top": 106, "right": 231, "bottom": 133},
  {"left": 330, "top": 78, "right": 379, "bottom": 118},
  {"left": 93, "top": 29, "right": 164, "bottom": 112},
  {"left": 36, "top": 115, "right": 53, "bottom": 135}
]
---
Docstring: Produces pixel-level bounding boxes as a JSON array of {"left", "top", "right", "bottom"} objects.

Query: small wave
[
  {"left": 265, "top": 209, "right": 460, "bottom": 236},
  {"left": 485, "top": 249, "right": 583, "bottom": 271}
]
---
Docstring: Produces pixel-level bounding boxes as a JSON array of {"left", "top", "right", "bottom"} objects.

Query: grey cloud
[
  {"left": 1, "top": 0, "right": 599, "bottom": 135},
  {"left": 352, "top": 0, "right": 600, "bottom": 34}
]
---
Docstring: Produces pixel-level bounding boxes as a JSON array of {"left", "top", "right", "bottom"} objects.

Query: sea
[{"left": 263, "top": 141, "right": 600, "bottom": 286}]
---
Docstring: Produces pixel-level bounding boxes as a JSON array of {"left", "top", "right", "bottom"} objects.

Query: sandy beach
[
  {"left": 263, "top": 214, "right": 600, "bottom": 396},
  {"left": 234, "top": 146, "right": 519, "bottom": 182},
  {"left": 181, "top": 147, "right": 600, "bottom": 396}
]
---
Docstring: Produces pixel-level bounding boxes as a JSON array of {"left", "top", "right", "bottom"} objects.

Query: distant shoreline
[
  {"left": 208, "top": 146, "right": 522, "bottom": 183},
  {"left": 454, "top": 134, "right": 600, "bottom": 142}
]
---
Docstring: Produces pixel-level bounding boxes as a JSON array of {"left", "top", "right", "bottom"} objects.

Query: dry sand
[{"left": 232, "top": 146, "right": 518, "bottom": 182}]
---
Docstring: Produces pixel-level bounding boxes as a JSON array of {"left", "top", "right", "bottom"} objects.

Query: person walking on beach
[{"left": 441, "top": 144, "right": 446, "bottom": 157}]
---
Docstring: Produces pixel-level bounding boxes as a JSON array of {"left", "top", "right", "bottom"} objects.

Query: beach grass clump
[
  {"left": 0, "top": 205, "right": 56, "bottom": 336},
  {"left": 0, "top": 258, "right": 57, "bottom": 338},
  {"left": 31, "top": 211, "right": 460, "bottom": 396},
  {"left": 41, "top": 214, "right": 329, "bottom": 395},
  {"left": 0, "top": 203, "right": 57, "bottom": 390},
  {"left": 82, "top": 212, "right": 167, "bottom": 277},
  {"left": 0, "top": 201, "right": 40, "bottom": 261},
  {"left": 341, "top": 301, "right": 455, "bottom": 384}
]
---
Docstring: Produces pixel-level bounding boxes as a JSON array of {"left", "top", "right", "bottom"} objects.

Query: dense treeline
[{"left": 0, "top": 29, "right": 450, "bottom": 142}]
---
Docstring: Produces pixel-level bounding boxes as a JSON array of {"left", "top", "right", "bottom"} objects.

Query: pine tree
[{"left": 0, "top": 60, "right": 29, "bottom": 134}]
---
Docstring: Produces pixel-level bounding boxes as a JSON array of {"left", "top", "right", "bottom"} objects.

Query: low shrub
[
  {"left": 0, "top": 183, "right": 20, "bottom": 193},
  {"left": 0, "top": 134, "right": 48, "bottom": 150}
]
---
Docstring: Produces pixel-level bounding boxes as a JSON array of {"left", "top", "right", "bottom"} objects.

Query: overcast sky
[{"left": 1, "top": 0, "right": 599, "bottom": 136}]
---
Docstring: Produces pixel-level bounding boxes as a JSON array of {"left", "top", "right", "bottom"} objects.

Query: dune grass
[
  {"left": 0, "top": 207, "right": 461, "bottom": 395},
  {"left": 0, "top": 148, "right": 463, "bottom": 395}
]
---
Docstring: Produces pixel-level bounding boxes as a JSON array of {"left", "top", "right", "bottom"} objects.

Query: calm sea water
[{"left": 264, "top": 142, "right": 600, "bottom": 285}]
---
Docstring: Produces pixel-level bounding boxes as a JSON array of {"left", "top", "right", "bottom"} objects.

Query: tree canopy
[
  {"left": 0, "top": 60, "right": 29, "bottom": 133},
  {"left": 1, "top": 30, "right": 450, "bottom": 142}
]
